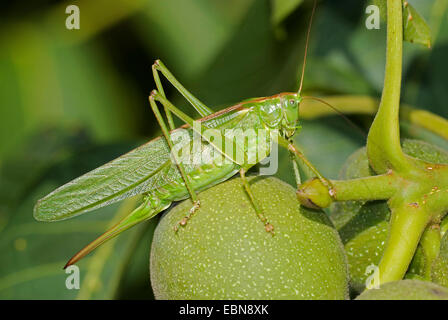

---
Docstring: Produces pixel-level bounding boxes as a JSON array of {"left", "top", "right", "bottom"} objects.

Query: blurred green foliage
[{"left": 0, "top": 0, "right": 447, "bottom": 299}]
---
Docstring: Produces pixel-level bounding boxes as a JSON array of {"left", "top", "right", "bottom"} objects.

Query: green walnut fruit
[
  {"left": 330, "top": 139, "right": 448, "bottom": 293},
  {"left": 432, "top": 228, "right": 448, "bottom": 288},
  {"left": 355, "top": 280, "right": 448, "bottom": 300},
  {"left": 150, "top": 177, "right": 349, "bottom": 299}
]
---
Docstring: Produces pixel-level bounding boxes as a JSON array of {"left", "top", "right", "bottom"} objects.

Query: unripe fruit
[
  {"left": 432, "top": 230, "right": 448, "bottom": 287},
  {"left": 150, "top": 177, "right": 349, "bottom": 299},
  {"left": 355, "top": 280, "right": 448, "bottom": 300}
]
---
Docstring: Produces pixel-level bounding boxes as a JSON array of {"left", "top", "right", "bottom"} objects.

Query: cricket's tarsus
[{"left": 175, "top": 200, "right": 201, "bottom": 230}]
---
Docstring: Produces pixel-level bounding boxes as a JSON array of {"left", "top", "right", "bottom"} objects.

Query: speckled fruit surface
[
  {"left": 356, "top": 280, "right": 448, "bottom": 300},
  {"left": 150, "top": 176, "right": 349, "bottom": 300}
]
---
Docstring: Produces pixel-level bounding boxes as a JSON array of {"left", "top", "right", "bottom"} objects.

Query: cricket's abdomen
[{"left": 154, "top": 161, "right": 240, "bottom": 204}]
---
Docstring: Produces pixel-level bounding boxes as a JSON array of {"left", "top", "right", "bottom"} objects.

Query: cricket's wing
[
  {"left": 34, "top": 104, "right": 252, "bottom": 222},
  {"left": 34, "top": 136, "right": 177, "bottom": 222}
]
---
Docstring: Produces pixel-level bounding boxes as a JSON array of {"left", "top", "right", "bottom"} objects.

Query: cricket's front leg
[
  {"left": 277, "top": 135, "right": 335, "bottom": 208},
  {"left": 288, "top": 139, "right": 302, "bottom": 188}
]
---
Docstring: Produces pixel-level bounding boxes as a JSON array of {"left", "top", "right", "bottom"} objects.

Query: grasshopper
[{"left": 34, "top": 1, "right": 333, "bottom": 268}]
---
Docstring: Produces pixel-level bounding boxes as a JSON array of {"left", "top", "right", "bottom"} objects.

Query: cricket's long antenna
[
  {"left": 302, "top": 96, "right": 367, "bottom": 138},
  {"left": 298, "top": 0, "right": 317, "bottom": 95}
]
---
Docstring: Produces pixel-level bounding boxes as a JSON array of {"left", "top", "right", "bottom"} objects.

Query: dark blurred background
[{"left": 0, "top": 0, "right": 447, "bottom": 299}]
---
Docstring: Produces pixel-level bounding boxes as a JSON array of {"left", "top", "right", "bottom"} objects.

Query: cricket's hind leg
[
  {"left": 152, "top": 59, "right": 213, "bottom": 119},
  {"left": 239, "top": 169, "right": 275, "bottom": 235},
  {"left": 149, "top": 93, "right": 202, "bottom": 232}
]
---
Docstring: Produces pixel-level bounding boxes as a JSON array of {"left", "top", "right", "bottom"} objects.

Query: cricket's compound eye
[{"left": 283, "top": 96, "right": 299, "bottom": 123}]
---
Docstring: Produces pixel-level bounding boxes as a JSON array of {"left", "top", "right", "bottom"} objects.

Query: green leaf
[
  {"left": 401, "top": 121, "right": 448, "bottom": 151},
  {"left": 372, "top": 0, "right": 431, "bottom": 47},
  {"left": 271, "top": 0, "right": 304, "bottom": 25},
  {"left": 0, "top": 191, "right": 154, "bottom": 299},
  {"left": 0, "top": 26, "right": 140, "bottom": 160},
  {"left": 0, "top": 132, "right": 156, "bottom": 299},
  {"left": 136, "top": 0, "right": 256, "bottom": 79},
  {"left": 173, "top": 0, "right": 306, "bottom": 111},
  {"left": 403, "top": 1, "right": 432, "bottom": 47}
]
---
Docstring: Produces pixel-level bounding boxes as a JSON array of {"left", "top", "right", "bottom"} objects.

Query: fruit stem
[
  {"left": 330, "top": 173, "right": 398, "bottom": 202},
  {"left": 366, "top": 0, "right": 414, "bottom": 174},
  {"left": 378, "top": 203, "right": 429, "bottom": 283}
]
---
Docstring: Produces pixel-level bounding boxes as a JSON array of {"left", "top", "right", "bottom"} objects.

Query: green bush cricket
[{"left": 34, "top": 1, "right": 334, "bottom": 268}]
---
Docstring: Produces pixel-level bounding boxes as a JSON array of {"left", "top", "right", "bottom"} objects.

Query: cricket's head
[
  {"left": 257, "top": 92, "right": 302, "bottom": 138},
  {"left": 280, "top": 92, "right": 302, "bottom": 138}
]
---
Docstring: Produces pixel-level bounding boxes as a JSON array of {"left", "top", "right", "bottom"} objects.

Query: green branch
[
  {"left": 378, "top": 203, "right": 430, "bottom": 283},
  {"left": 366, "top": 0, "right": 413, "bottom": 174},
  {"left": 297, "top": 174, "right": 398, "bottom": 208},
  {"left": 299, "top": 95, "right": 448, "bottom": 141}
]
